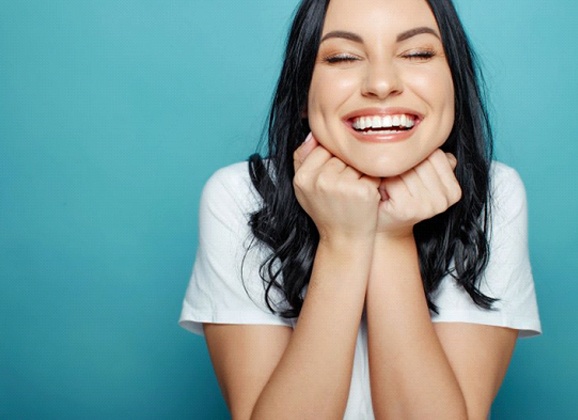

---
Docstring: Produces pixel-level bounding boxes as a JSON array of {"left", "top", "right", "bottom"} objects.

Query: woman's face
[{"left": 307, "top": 0, "right": 455, "bottom": 177}]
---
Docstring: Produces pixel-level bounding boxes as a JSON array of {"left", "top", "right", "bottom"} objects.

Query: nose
[{"left": 361, "top": 59, "right": 403, "bottom": 99}]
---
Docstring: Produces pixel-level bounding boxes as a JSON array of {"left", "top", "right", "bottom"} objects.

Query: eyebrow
[
  {"left": 320, "top": 26, "right": 440, "bottom": 44},
  {"left": 320, "top": 30, "right": 363, "bottom": 44},
  {"left": 396, "top": 27, "right": 440, "bottom": 42}
]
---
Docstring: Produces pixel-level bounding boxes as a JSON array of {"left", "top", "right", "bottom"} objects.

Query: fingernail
[{"left": 304, "top": 132, "right": 313, "bottom": 143}]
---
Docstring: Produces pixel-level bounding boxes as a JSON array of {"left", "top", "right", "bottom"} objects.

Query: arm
[
  {"left": 367, "top": 236, "right": 517, "bottom": 419},
  {"left": 206, "top": 236, "right": 373, "bottom": 419},
  {"left": 367, "top": 235, "right": 467, "bottom": 419},
  {"left": 205, "top": 137, "right": 380, "bottom": 419},
  {"left": 366, "top": 150, "right": 517, "bottom": 419},
  {"left": 434, "top": 322, "right": 517, "bottom": 418}
]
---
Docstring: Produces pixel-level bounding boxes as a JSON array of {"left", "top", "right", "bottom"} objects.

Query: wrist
[
  {"left": 374, "top": 231, "right": 416, "bottom": 252},
  {"left": 318, "top": 231, "right": 376, "bottom": 252},
  {"left": 369, "top": 233, "right": 420, "bottom": 289}
]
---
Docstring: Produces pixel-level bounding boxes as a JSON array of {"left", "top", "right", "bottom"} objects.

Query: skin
[
  {"left": 204, "top": 0, "right": 518, "bottom": 418},
  {"left": 307, "top": 0, "right": 455, "bottom": 178}
]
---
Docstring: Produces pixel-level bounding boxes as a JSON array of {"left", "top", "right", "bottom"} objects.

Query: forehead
[{"left": 322, "top": 0, "right": 439, "bottom": 35}]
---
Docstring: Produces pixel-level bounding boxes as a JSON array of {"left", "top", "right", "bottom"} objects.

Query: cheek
[
  {"left": 413, "top": 70, "right": 455, "bottom": 127},
  {"left": 435, "top": 72, "right": 455, "bottom": 119},
  {"left": 307, "top": 70, "right": 358, "bottom": 116},
  {"left": 412, "top": 70, "right": 453, "bottom": 104},
  {"left": 306, "top": 76, "right": 326, "bottom": 130},
  {"left": 441, "top": 82, "right": 456, "bottom": 135},
  {"left": 306, "top": 77, "right": 346, "bottom": 158},
  {"left": 306, "top": 87, "right": 325, "bottom": 137},
  {"left": 306, "top": 74, "right": 339, "bottom": 144}
]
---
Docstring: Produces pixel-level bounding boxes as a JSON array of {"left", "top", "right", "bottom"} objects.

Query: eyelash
[
  {"left": 402, "top": 49, "right": 436, "bottom": 60},
  {"left": 322, "top": 54, "right": 359, "bottom": 64},
  {"left": 322, "top": 49, "right": 437, "bottom": 64}
]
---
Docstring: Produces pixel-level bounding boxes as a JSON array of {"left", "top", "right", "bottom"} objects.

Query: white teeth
[{"left": 352, "top": 114, "right": 416, "bottom": 131}]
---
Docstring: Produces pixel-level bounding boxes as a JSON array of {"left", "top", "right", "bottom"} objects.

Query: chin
[{"left": 346, "top": 156, "right": 417, "bottom": 179}]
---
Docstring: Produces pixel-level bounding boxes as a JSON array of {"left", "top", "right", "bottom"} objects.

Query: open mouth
[{"left": 350, "top": 114, "right": 417, "bottom": 134}]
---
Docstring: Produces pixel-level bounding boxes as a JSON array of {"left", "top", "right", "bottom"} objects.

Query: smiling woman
[
  {"left": 179, "top": 0, "right": 541, "bottom": 418},
  {"left": 308, "top": 0, "right": 455, "bottom": 178}
]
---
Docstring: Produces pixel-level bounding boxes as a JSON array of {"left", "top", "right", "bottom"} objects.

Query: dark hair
[{"left": 247, "top": 0, "right": 495, "bottom": 317}]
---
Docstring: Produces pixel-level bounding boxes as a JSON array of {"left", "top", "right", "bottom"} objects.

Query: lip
[{"left": 342, "top": 107, "right": 423, "bottom": 143}]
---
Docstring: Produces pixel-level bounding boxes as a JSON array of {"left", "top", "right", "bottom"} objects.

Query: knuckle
[
  {"left": 316, "top": 172, "right": 334, "bottom": 193},
  {"left": 362, "top": 184, "right": 379, "bottom": 200},
  {"left": 430, "top": 149, "right": 444, "bottom": 162},
  {"left": 293, "top": 171, "right": 308, "bottom": 189},
  {"left": 426, "top": 196, "right": 448, "bottom": 217},
  {"left": 316, "top": 170, "right": 330, "bottom": 185},
  {"left": 292, "top": 147, "right": 303, "bottom": 162},
  {"left": 452, "top": 187, "right": 463, "bottom": 203},
  {"left": 446, "top": 182, "right": 462, "bottom": 203}
]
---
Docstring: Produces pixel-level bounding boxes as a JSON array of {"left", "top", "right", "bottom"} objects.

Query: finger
[
  {"left": 293, "top": 132, "right": 318, "bottom": 172},
  {"left": 429, "top": 150, "right": 459, "bottom": 184},
  {"left": 294, "top": 140, "right": 332, "bottom": 176},
  {"left": 378, "top": 183, "right": 389, "bottom": 201},
  {"left": 379, "top": 175, "right": 409, "bottom": 205},
  {"left": 324, "top": 156, "right": 348, "bottom": 174},
  {"left": 412, "top": 158, "right": 446, "bottom": 201},
  {"left": 444, "top": 152, "right": 457, "bottom": 170},
  {"left": 426, "top": 150, "right": 462, "bottom": 203},
  {"left": 397, "top": 153, "right": 451, "bottom": 209}
]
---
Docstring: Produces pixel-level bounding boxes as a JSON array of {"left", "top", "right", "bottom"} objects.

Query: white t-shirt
[{"left": 179, "top": 160, "right": 541, "bottom": 419}]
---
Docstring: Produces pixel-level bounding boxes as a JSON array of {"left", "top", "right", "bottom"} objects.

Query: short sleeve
[
  {"left": 432, "top": 162, "right": 541, "bottom": 338},
  {"left": 179, "top": 162, "right": 292, "bottom": 335}
]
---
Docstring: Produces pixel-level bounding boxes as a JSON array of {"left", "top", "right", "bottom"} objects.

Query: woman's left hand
[{"left": 376, "top": 149, "right": 462, "bottom": 238}]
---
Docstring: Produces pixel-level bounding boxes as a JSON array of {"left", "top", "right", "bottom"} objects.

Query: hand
[
  {"left": 376, "top": 149, "right": 462, "bottom": 238},
  {"left": 293, "top": 133, "right": 381, "bottom": 242}
]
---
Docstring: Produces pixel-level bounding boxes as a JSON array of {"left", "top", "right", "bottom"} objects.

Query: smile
[{"left": 351, "top": 114, "right": 416, "bottom": 133}]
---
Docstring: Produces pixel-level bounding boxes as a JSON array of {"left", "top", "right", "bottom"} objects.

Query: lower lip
[{"left": 345, "top": 121, "right": 417, "bottom": 143}]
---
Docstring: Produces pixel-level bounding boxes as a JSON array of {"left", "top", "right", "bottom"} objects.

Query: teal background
[{"left": 1, "top": 0, "right": 576, "bottom": 418}]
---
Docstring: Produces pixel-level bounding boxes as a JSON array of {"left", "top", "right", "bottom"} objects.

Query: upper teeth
[{"left": 352, "top": 114, "right": 416, "bottom": 130}]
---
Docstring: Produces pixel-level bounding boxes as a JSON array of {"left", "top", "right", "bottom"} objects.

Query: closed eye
[
  {"left": 402, "top": 49, "right": 436, "bottom": 61},
  {"left": 322, "top": 53, "right": 360, "bottom": 64}
]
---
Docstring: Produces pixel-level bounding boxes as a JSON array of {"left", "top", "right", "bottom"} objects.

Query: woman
[{"left": 180, "top": 0, "right": 541, "bottom": 418}]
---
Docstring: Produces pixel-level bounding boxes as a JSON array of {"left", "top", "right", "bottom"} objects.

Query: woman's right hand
[{"left": 293, "top": 133, "right": 382, "bottom": 242}]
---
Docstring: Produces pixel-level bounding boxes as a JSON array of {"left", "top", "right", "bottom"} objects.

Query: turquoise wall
[{"left": 1, "top": 1, "right": 576, "bottom": 418}]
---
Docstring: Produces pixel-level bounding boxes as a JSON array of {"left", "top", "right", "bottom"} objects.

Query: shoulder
[
  {"left": 432, "top": 161, "right": 541, "bottom": 336},
  {"left": 489, "top": 160, "right": 519, "bottom": 180},
  {"left": 488, "top": 161, "right": 528, "bottom": 227},
  {"left": 203, "top": 161, "right": 254, "bottom": 201},
  {"left": 200, "top": 161, "right": 262, "bottom": 221},
  {"left": 180, "top": 160, "right": 292, "bottom": 335},
  {"left": 489, "top": 161, "right": 527, "bottom": 204}
]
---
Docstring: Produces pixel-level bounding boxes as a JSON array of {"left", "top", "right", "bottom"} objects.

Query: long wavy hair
[{"left": 247, "top": 0, "right": 495, "bottom": 317}]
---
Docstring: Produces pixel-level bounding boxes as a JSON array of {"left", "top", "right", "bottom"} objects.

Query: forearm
[
  {"left": 366, "top": 235, "right": 467, "bottom": 419},
  {"left": 252, "top": 236, "right": 373, "bottom": 419}
]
